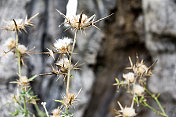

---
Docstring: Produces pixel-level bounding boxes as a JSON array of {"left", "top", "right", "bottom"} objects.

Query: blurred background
[{"left": 0, "top": 0, "right": 176, "bottom": 117}]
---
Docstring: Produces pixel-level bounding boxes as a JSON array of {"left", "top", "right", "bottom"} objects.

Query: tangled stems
[{"left": 66, "top": 30, "right": 78, "bottom": 95}]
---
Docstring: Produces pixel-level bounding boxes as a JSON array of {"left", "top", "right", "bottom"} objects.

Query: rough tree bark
[{"left": 0, "top": 0, "right": 175, "bottom": 117}]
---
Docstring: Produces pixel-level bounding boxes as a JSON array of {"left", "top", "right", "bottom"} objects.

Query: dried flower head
[
  {"left": 10, "top": 76, "right": 30, "bottom": 89},
  {"left": 127, "top": 56, "right": 157, "bottom": 76},
  {"left": 123, "top": 72, "right": 135, "bottom": 83},
  {"left": 134, "top": 84, "right": 145, "bottom": 96},
  {"left": 17, "top": 44, "right": 27, "bottom": 54},
  {"left": 55, "top": 93, "right": 77, "bottom": 107},
  {"left": 3, "top": 13, "right": 39, "bottom": 32},
  {"left": 56, "top": 9, "right": 113, "bottom": 31},
  {"left": 54, "top": 37, "right": 72, "bottom": 54},
  {"left": 19, "top": 76, "right": 29, "bottom": 87},
  {"left": 51, "top": 108, "right": 61, "bottom": 117},
  {"left": 116, "top": 101, "right": 136, "bottom": 117},
  {"left": 64, "top": 93, "right": 76, "bottom": 106},
  {"left": 55, "top": 57, "right": 70, "bottom": 73},
  {"left": 4, "top": 37, "right": 16, "bottom": 50},
  {"left": 55, "top": 89, "right": 81, "bottom": 108}
]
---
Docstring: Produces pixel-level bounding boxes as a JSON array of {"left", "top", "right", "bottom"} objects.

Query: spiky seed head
[
  {"left": 54, "top": 37, "right": 72, "bottom": 53},
  {"left": 64, "top": 93, "right": 76, "bottom": 106},
  {"left": 51, "top": 108, "right": 61, "bottom": 117},
  {"left": 122, "top": 107, "right": 136, "bottom": 117},
  {"left": 4, "top": 37, "right": 16, "bottom": 50},
  {"left": 136, "top": 63, "right": 148, "bottom": 75},
  {"left": 17, "top": 44, "right": 27, "bottom": 54},
  {"left": 19, "top": 76, "right": 30, "bottom": 88},
  {"left": 55, "top": 58, "right": 70, "bottom": 72},
  {"left": 3, "top": 13, "right": 39, "bottom": 32},
  {"left": 117, "top": 101, "right": 136, "bottom": 117},
  {"left": 123, "top": 72, "right": 135, "bottom": 83},
  {"left": 134, "top": 84, "right": 145, "bottom": 96}
]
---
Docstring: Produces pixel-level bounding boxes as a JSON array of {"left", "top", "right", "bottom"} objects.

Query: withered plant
[{"left": 114, "top": 56, "right": 168, "bottom": 117}]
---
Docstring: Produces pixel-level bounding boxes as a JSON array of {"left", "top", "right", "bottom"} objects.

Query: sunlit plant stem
[{"left": 66, "top": 30, "right": 78, "bottom": 95}]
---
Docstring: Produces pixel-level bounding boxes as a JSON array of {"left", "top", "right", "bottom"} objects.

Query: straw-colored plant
[
  {"left": 1, "top": 0, "right": 112, "bottom": 116},
  {"left": 114, "top": 56, "right": 168, "bottom": 117}
]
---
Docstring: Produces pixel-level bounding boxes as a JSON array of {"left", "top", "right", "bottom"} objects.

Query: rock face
[
  {"left": 0, "top": 0, "right": 175, "bottom": 117},
  {"left": 143, "top": 0, "right": 176, "bottom": 117}
]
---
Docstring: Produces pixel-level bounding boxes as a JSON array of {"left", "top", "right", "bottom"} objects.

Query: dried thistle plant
[
  {"left": 56, "top": 9, "right": 113, "bottom": 31},
  {"left": 114, "top": 56, "right": 168, "bottom": 117},
  {"left": 53, "top": 37, "right": 72, "bottom": 54},
  {"left": 0, "top": 13, "right": 46, "bottom": 117},
  {"left": 1, "top": 0, "right": 113, "bottom": 116},
  {"left": 115, "top": 101, "right": 136, "bottom": 117},
  {"left": 3, "top": 13, "right": 39, "bottom": 32}
]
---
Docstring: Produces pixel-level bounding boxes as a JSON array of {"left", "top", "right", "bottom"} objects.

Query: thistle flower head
[
  {"left": 10, "top": 76, "right": 30, "bottom": 90},
  {"left": 19, "top": 76, "right": 30, "bottom": 88},
  {"left": 54, "top": 37, "right": 72, "bottom": 53},
  {"left": 4, "top": 37, "right": 16, "bottom": 50},
  {"left": 127, "top": 56, "right": 154, "bottom": 76},
  {"left": 57, "top": 8, "right": 96, "bottom": 30},
  {"left": 4, "top": 19, "right": 24, "bottom": 31},
  {"left": 135, "top": 63, "right": 149, "bottom": 76},
  {"left": 17, "top": 44, "right": 27, "bottom": 54},
  {"left": 69, "top": 13, "right": 95, "bottom": 30},
  {"left": 55, "top": 89, "right": 81, "bottom": 108},
  {"left": 51, "top": 108, "right": 61, "bottom": 117},
  {"left": 56, "top": 8, "right": 112, "bottom": 31},
  {"left": 3, "top": 13, "right": 39, "bottom": 32},
  {"left": 134, "top": 84, "right": 145, "bottom": 96},
  {"left": 123, "top": 72, "right": 135, "bottom": 83},
  {"left": 55, "top": 58, "right": 70, "bottom": 73},
  {"left": 64, "top": 93, "right": 76, "bottom": 107},
  {"left": 116, "top": 101, "right": 136, "bottom": 117}
]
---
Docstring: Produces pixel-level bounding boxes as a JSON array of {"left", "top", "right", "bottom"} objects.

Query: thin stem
[
  {"left": 131, "top": 75, "right": 138, "bottom": 108},
  {"left": 144, "top": 87, "right": 168, "bottom": 117},
  {"left": 66, "top": 30, "right": 78, "bottom": 95},
  {"left": 15, "top": 32, "right": 22, "bottom": 77},
  {"left": 13, "top": 95, "right": 24, "bottom": 110},
  {"left": 142, "top": 102, "right": 167, "bottom": 117},
  {"left": 13, "top": 19, "right": 21, "bottom": 77},
  {"left": 23, "top": 95, "right": 28, "bottom": 117},
  {"left": 155, "top": 97, "right": 167, "bottom": 115},
  {"left": 65, "top": 106, "right": 70, "bottom": 115},
  {"left": 41, "top": 102, "right": 49, "bottom": 117},
  {"left": 34, "top": 104, "right": 46, "bottom": 117}
]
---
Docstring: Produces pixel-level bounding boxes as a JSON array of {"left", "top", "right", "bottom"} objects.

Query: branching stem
[{"left": 144, "top": 87, "right": 168, "bottom": 117}]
